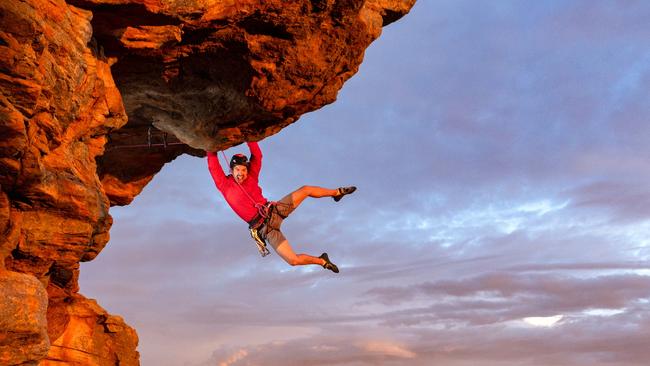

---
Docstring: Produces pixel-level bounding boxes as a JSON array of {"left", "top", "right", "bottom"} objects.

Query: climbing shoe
[
  {"left": 319, "top": 253, "right": 339, "bottom": 273},
  {"left": 333, "top": 186, "right": 356, "bottom": 202}
]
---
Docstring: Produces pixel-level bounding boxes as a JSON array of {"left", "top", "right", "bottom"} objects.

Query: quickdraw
[{"left": 249, "top": 226, "right": 271, "bottom": 257}]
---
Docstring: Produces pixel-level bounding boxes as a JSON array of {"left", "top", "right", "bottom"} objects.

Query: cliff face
[{"left": 0, "top": 0, "right": 416, "bottom": 364}]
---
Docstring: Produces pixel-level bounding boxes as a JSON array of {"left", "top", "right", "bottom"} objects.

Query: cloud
[
  {"left": 563, "top": 180, "right": 650, "bottom": 223},
  {"left": 192, "top": 306, "right": 650, "bottom": 366},
  {"left": 362, "top": 341, "right": 416, "bottom": 359},
  {"left": 218, "top": 348, "right": 248, "bottom": 366},
  {"left": 363, "top": 272, "right": 650, "bottom": 328},
  {"left": 201, "top": 335, "right": 420, "bottom": 366}
]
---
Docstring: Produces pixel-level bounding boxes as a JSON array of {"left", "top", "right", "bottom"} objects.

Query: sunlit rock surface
[
  {"left": 0, "top": 270, "right": 49, "bottom": 365},
  {"left": 0, "top": 0, "right": 416, "bottom": 364}
]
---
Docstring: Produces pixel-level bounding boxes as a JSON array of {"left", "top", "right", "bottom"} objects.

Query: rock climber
[{"left": 206, "top": 141, "right": 356, "bottom": 273}]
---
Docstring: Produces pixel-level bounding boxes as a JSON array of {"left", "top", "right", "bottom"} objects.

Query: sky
[{"left": 80, "top": 1, "right": 650, "bottom": 365}]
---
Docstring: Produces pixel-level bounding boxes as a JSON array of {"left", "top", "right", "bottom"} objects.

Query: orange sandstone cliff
[{"left": 0, "top": 0, "right": 416, "bottom": 364}]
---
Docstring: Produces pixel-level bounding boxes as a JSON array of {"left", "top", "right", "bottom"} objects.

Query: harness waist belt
[{"left": 247, "top": 202, "right": 274, "bottom": 229}]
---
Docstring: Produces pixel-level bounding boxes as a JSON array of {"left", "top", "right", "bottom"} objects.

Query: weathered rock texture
[
  {"left": 0, "top": 270, "right": 49, "bottom": 365},
  {"left": 0, "top": 0, "right": 416, "bottom": 364}
]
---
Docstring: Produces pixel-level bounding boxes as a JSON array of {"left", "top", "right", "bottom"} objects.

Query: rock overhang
[{"left": 83, "top": 0, "right": 417, "bottom": 206}]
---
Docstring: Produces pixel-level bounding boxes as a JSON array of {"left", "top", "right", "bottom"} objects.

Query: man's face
[{"left": 233, "top": 165, "right": 248, "bottom": 184}]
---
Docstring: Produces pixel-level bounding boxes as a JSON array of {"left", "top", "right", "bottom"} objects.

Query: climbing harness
[{"left": 220, "top": 150, "right": 272, "bottom": 257}]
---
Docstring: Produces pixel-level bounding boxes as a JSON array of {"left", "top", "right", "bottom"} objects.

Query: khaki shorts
[{"left": 259, "top": 193, "right": 296, "bottom": 248}]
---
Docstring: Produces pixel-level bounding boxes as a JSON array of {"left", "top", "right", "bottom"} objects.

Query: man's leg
[
  {"left": 267, "top": 230, "right": 339, "bottom": 272},
  {"left": 274, "top": 186, "right": 356, "bottom": 219},
  {"left": 287, "top": 185, "right": 339, "bottom": 208},
  {"left": 273, "top": 239, "right": 325, "bottom": 266}
]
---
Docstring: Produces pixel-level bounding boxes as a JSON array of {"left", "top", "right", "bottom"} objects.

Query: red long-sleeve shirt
[{"left": 207, "top": 142, "right": 267, "bottom": 223}]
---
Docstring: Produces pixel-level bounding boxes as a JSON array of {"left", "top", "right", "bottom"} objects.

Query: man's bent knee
[
  {"left": 298, "top": 185, "right": 313, "bottom": 194},
  {"left": 285, "top": 256, "right": 300, "bottom": 266},
  {"left": 273, "top": 240, "right": 299, "bottom": 266}
]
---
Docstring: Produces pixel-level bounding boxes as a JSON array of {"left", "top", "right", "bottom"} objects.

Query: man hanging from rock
[{"left": 206, "top": 141, "right": 356, "bottom": 273}]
